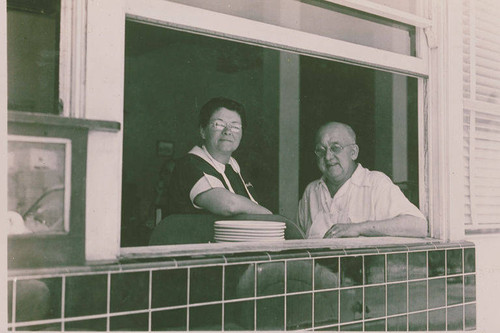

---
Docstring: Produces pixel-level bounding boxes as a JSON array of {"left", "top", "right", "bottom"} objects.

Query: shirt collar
[
  {"left": 188, "top": 145, "right": 240, "bottom": 174},
  {"left": 349, "top": 163, "right": 368, "bottom": 186}
]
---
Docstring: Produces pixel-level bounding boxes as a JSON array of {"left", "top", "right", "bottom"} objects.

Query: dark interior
[{"left": 121, "top": 20, "right": 419, "bottom": 247}]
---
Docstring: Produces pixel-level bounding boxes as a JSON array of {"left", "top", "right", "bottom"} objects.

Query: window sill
[
  {"left": 8, "top": 110, "right": 120, "bottom": 132},
  {"left": 120, "top": 237, "right": 471, "bottom": 261},
  {"left": 9, "top": 237, "right": 474, "bottom": 277}
]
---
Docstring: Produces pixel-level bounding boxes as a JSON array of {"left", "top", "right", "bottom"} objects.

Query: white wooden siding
[{"left": 463, "top": 0, "right": 500, "bottom": 231}]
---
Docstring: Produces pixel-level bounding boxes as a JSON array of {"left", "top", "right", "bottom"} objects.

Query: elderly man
[{"left": 297, "top": 122, "right": 427, "bottom": 239}]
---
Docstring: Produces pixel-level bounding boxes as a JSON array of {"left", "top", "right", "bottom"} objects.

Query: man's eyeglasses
[
  {"left": 314, "top": 143, "right": 356, "bottom": 158},
  {"left": 210, "top": 120, "right": 243, "bottom": 133}
]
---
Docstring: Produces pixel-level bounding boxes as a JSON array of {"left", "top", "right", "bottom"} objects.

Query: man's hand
[
  {"left": 322, "top": 215, "right": 427, "bottom": 238},
  {"left": 323, "top": 223, "right": 360, "bottom": 238}
]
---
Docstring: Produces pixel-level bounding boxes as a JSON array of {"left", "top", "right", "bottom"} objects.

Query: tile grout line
[
  {"left": 462, "top": 248, "right": 466, "bottom": 330},
  {"left": 16, "top": 308, "right": 454, "bottom": 331},
  {"left": 426, "top": 250, "right": 429, "bottom": 332},
  {"left": 284, "top": 260, "right": 287, "bottom": 331},
  {"left": 12, "top": 278, "right": 17, "bottom": 332},
  {"left": 315, "top": 309, "right": 437, "bottom": 331},
  {"left": 186, "top": 267, "right": 190, "bottom": 331},
  {"left": 311, "top": 258, "right": 315, "bottom": 330},
  {"left": 61, "top": 275, "right": 66, "bottom": 332},
  {"left": 445, "top": 249, "right": 448, "bottom": 330},
  {"left": 37, "top": 300, "right": 465, "bottom": 325},
  {"left": 337, "top": 256, "right": 341, "bottom": 328},
  {"left": 384, "top": 253, "right": 388, "bottom": 331},
  {"left": 148, "top": 270, "right": 152, "bottom": 332},
  {"left": 120, "top": 277, "right": 450, "bottom": 308},
  {"left": 221, "top": 264, "right": 225, "bottom": 331},
  {"left": 361, "top": 255, "right": 365, "bottom": 330},
  {"left": 406, "top": 252, "right": 409, "bottom": 331},
  {"left": 254, "top": 262, "right": 257, "bottom": 331},
  {"left": 106, "top": 272, "right": 111, "bottom": 332}
]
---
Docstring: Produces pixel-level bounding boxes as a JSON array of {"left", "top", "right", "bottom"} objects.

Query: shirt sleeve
[
  {"left": 297, "top": 186, "right": 313, "bottom": 237},
  {"left": 189, "top": 173, "right": 225, "bottom": 208},
  {"left": 168, "top": 155, "right": 228, "bottom": 213},
  {"left": 373, "top": 178, "right": 426, "bottom": 221}
]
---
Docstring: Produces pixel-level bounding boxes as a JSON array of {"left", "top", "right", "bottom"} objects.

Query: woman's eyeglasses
[
  {"left": 314, "top": 143, "right": 355, "bottom": 158},
  {"left": 210, "top": 120, "right": 242, "bottom": 133}
]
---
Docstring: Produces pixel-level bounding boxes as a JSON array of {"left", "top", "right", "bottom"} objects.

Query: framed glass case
[
  {"left": 8, "top": 135, "right": 71, "bottom": 236},
  {"left": 7, "top": 117, "right": 88, "bottom": 268}
]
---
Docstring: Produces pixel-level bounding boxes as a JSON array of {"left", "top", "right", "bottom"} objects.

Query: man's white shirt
[{"left": 297, "top": 164, "right": 425, "bottom": 239}]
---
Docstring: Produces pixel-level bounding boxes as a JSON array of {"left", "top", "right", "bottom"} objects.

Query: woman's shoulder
[{"left": 174, "top": 153, "right": 219, "bottom": 176}]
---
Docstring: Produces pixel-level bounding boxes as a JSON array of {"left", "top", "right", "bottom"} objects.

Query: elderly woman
[{"left": 164, "top": 97, "right": 271, "bottom": 217}]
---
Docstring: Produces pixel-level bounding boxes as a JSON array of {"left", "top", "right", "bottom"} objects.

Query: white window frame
[
  {"left": 4, "top": 0, "right": 81, "bottom": 117},
  {"left": 60, "top": 0, "right": 87, "bottom": 118},
  {"left": 424, "top": 0, "right": 465, "bottom": 241},
  {"left": 462, "top": 0, "right": 500, "bottom": 234},
  {"left": 125, "top": 0, "right": 429, "bottom": 76},
  {"left": 2, "top": 0, "right": 86, "bottom": 258},
  {"left": 1, "top": 0, "right": 8, "bottom": 276},
  {"left": 324, "top": 0, "right": 431, "bottom": 27},
  {"left": 71, "top": 0, "right": 464, "bottom": 261}
]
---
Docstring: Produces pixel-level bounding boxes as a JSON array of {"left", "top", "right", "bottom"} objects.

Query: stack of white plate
[{"left": 214, "top": 220, "right": 286, "bottom": 243}]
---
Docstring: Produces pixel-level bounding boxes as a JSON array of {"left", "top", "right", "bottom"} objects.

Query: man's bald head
[
  {"left": 314, "top": 122, "right": 359, "bottom": 188},
  {"left": 315, "top": 122, "right": 356, "bottom": 146}
]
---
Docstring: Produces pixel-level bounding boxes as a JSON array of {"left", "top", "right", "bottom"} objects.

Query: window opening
[{"left": 121, "top": 20, "right": 420, "bottom": 247}]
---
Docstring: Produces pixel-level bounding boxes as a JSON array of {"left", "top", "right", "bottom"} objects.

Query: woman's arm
[{"left": 194, "top": 188, "right": 272, "bottom": 216}]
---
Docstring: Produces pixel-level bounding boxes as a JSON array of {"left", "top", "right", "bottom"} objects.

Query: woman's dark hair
[{"left": 199, "top": 97, "right": 246, "bottom": 129}]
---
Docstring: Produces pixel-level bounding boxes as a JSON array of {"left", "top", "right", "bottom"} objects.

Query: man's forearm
[{"left": 356, "top": 215, "right": 427, "bottom": 237}]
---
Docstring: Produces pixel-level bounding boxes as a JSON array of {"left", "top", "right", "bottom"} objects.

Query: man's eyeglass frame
[{"left": 314, "top": 143, "right": 356, "bottom": 158}]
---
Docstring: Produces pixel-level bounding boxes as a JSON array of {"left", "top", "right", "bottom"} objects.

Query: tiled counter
[{"left": 8, "top": 239, "right": 476, "bottom": 331}]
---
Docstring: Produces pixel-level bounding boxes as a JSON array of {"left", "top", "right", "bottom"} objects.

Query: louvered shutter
[{"left": 463, "top": 0, "right": 500, "bottom": 231}]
